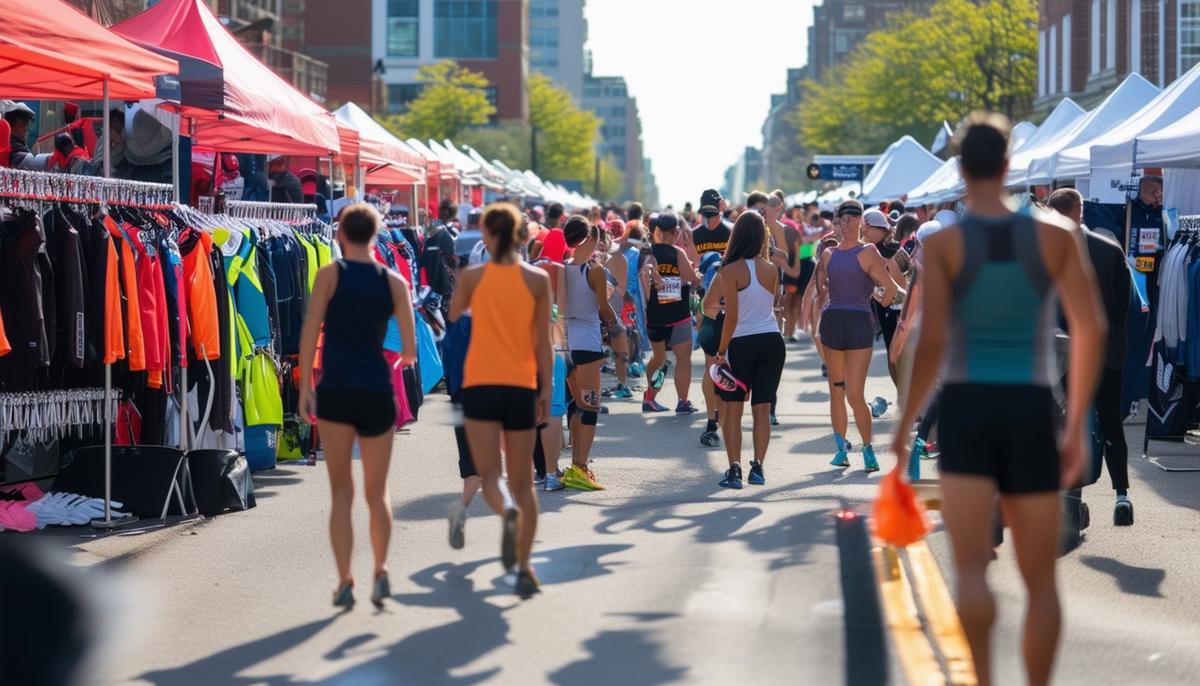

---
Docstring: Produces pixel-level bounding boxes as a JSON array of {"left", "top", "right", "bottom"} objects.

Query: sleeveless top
[
  {"left": 319, "top": 260, "right": 394, "bottom": 393},
  {"left": 463, "top": 262, "right": 538, "bottom": 390},
  {"left": 564, "top": 262, "right": 602, "bottom": 353},
  {"left": 945, "top": 211, "right": 1057, "bottom": 387},
  {"left": 824, "top": 244, "right": 875, "bottom": 313},
  {"left": 647, "top": 243, "right": 691, "bottom": 327},
  {"left": 732, "top": 260, "right": 780, "bottom": 338}
]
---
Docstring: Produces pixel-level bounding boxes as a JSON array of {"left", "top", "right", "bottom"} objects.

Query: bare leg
[
  {"left": 539, "top": 423, "right": 563, "bottom": 475},
  {"left": 844, "top": 346, "right": 875, "bottom": 445},
  {"left": 1001, "top": 492, "right": 1063, "bottom": 686},
  {"left": 942, "top": 474, "right": 1000, "bottom": 686},
  {"left": 358, "top": 430, "right": 394, "bottom": 578},
  {"left": 464, "top": 419, "right": 507, "bottom": 516},
  {"left": 502, "top": 428, "right": 539, "bottom": 572},
  {"left": 319, "top": 420, "right": 357, "bottom": 585},
  {"left": 751, "top": 403, "right": 772, "bottom": 463},
  {"left": 825, "top": 349, "right": 849, "bottom": 439},
  {"left": 461, "top": 475, "right": 481, "bottom": 505},
  {"left": 671, "top": 340, "right": 692, "bottom": 403},
  {"left": 611, "top": 332, "right": 629, "bottom": 387},
  {"left": 645, "top": 340, "right": 667, "bottom": 390},
  {"left": 721, "top": 400, "right": 744, "bottom": 466},
  {"left": 571, "top": 360, "right": 603, "bottom": 467}
]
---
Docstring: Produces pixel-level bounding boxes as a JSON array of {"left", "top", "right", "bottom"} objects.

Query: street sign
[{"left": 807, "top": 163, "right": 867, "bottom": 181}]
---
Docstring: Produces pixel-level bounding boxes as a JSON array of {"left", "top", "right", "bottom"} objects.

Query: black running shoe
[
  {"left": 501, "top": 508, "right": 518, "bottom": 571},
  {"left": 747, "top": 461, "right": 765, "bottom": 485},
  {"left": 371, "top": 572, "right": 391, "bottom": 609},
  {"left": 719, "top": 463, "right": 744, "bottom": 489},
  {"left": 332, "top": 580, "right": 355, "bottom": 610},
  {"left": 515, "top": 569, "right": 541, "bottom": 599}
]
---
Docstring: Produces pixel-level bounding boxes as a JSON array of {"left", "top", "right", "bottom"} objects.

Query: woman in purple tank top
[{"left": 813, "top": 200, "right": 905, "bottom": 473}]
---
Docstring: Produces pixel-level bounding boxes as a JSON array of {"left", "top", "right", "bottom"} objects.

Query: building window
[
  {"left": 1049, "top": 24, "right": 1058, "bottom": 93},
  {"left": 843, "top": 4, "right": 865, "bottom": 21},
  {"left": 387, "top": 0, "right": 419, "bottom": 58},
  {"left": 1131, "top": 0, "right": 1142, "bottom": 74},
  {"left": 1105, "top": 0, "right": 1116, "bottom": 70},
  {"left": 388, "top": 83, "right": 425, "bottom": 113},
  {"left": 435, "top": 0, "right": 498, "bottom": 59},
  {"left": 1062, "top": 15, "right": 1071, "bottom": 93},
  {"left": 1181, "top": 0, "right": 1200, "bottom": 74},
  {"left": 1091, "top": 0, "right": 1101, "bottom": 74}
]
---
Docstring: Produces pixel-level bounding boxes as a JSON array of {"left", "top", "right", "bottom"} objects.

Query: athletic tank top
[
  {"left": 647, "top": 243, "right": 691, "bottom": 327},
  {"left": 733, "top": 260, "right": 780, "bottom": 338},
  {"left": 564, "top": 262, "right": 602, "bottom": 353},
  {"left": 319, "top": 260, "right": 394, "bottom": 392},
  {"left": 464, "top": 262, "right": 538, "bottom": 390},
  {"left": 945, "top": 211, "right": 1057, "bottom": 387},
  {"left": 824, "top": 245, "right": 875, "bottom": 313}
]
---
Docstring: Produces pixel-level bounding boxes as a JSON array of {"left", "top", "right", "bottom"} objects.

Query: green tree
[
  {"left": 794, "top": 0, "right": 1037, "bottom": 155},
  {"left": 382, "top": 61, "right": 495, "bottom": 141},
  {"left": 597, "top": 156, "right": 625, "bottom": 202},
  {"left": 529, "top": 74, "right": 600, "bottom": 183}
]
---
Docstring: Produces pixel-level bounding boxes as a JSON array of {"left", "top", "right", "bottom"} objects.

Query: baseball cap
[
  {"left": 933, "top": 209, "right": 958, "bottom": 228},
  {"left": 298, "top": 168, "right": 318, "bottom": 196},
  {"left": 836, "top": 200, "right": 864, "bottom": 218},
  {"left": 652, "top": 213, "right": 679, "bottom": 232},
  {"left": 863, "top": 208, "right": 891, "bottom": 230},
  {"left": 699, "top": 189, "right": 722, "bottom": 216},
  {"left": 916, "top": 221, "right": 942, "bottom": 241},
  {"left": 1, "top": 101, "right": 35, "bottom": 122}
]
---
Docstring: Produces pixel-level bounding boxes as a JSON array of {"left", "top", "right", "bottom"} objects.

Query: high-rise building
[
  {"left": 369, "top": 0, "right": 530, "bottom": 122},
  {"left": 807, "top": 1, "right": 934, "bottom": 80},
  {"left": 1036, "top": 0, "right": 1183, "bottom": 116},
  {"left": 584, "top": 74, "right": 644, "bottom": 201},
  {"left": 529, "top": 0, "right": 587, "bottom": 101}
]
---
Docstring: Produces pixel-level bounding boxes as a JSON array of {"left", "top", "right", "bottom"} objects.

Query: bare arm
[
  {"left": 864, "top": 247, "right": 904, "bottom": 305},
  {"left": 814, "top": 251, "right": 832, "bottom": 304},
  {"left": 609, "top": 252, "right": 628, "bottom": 300},
  {"left": 701, "top": 271, "right": 724, "bottom": 316},
  {"left": 676, "top": 246, "right": 700, "bottom": 285},
  {"left": 589, "top": 264, "right": 618, "bottom": 326}
]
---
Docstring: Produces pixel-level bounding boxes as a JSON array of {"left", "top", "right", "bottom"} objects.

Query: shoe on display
[
  {"left": 333, "top": 581, "right": 355, "bottom": 610},
  {"left": 719, "top": 463, "right": 744, "bottom": 489},
  {"left": 747, "top": 461, "right": 765, "bottom": 485},
  {"left": 448, "top": 500, "right": 467, "bottom": 550},
  {"left": 869, "top": 397, "right": 890, "bottom": 418},
  {"left": 612, "top": 385, "right": 634, "bottom": 399},
  {"left": 534, "top": 473, "right": 546, "bottom": 485},
  {"left": 769, "top": 413, "right": 780, "bottom": 427},
  {"left": 642, "top": 392, "right": 669, "bottom": 413}
]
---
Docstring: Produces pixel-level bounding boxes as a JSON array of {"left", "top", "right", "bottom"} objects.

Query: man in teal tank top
[{"left": 891, "top": 112, "right": 1106, "bottom": 686}]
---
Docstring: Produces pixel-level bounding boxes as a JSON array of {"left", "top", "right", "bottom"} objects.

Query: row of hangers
[
  {"left": 0, "top": 167, "right": 174, "bottom": 210},
  {"left": 0, "top": 389, "right": 121, "bottom": 441},
  {"left": 228, "top": 200, "right": 319, "bottom": 223},
  {"left": 173, "top": 203, "right": 331, "bottom": 241}
]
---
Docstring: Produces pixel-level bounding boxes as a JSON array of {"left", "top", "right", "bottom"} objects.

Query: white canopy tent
[
  {"left": 1004, "top": 98, "right": 1086, "bottom": 186},
  {"left": 1011, "top": 121, "right": 1038, "bottom": 150},
  {"left": 816, "top": 182, "right": 861, "bottom": 210},
  {"left": 1053, "top": 62, "right": 1200, "bottom": 184},
  {"left": 859, "top": 135, "right": 943, "bottom": 203},
  {"left": 1024, "top": 73, "right": 1161, "bottom": 185},
  {"left": 906, "top": 156, "right": 963, "bottom": 206}
]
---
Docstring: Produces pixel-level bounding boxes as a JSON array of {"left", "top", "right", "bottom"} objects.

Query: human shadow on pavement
[
  {"left": 1080, "top": 555, "right": 1166, "bottom": 598},
  {"left": 306, "top": 543, "right": 633, "bottom": 685},
  {"left": 548, "top": 628, "right": 688, "bottom": 686},
  {"left": 137, "top": 617, "right": 337, "bottom": 686},
  {"left": 393, "top": 490, "right": 572, "bottom": 522}
]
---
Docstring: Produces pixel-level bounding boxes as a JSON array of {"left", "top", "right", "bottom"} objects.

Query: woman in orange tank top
[{"left": 449, "top": 202, "right": 552, "bottom": 599}]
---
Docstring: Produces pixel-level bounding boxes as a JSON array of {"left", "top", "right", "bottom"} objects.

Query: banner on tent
[
  {"left": 807, "top": 163, "right": 867, "bottom": 181},
  {"left": 1089, "top": 167, "right": 1142, "bottom": 204}
]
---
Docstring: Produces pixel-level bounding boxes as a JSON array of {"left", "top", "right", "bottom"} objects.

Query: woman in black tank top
[{"left": 642, "top": 213, "right": 701, "bottom": 414}]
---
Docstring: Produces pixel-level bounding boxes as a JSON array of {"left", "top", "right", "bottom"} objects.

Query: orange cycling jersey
[
  {"left": 182, "top": 230, "right": 221, "bottom": 361},
  {"left": 105, "top": 217, "right": 145, "bottom": 372}
]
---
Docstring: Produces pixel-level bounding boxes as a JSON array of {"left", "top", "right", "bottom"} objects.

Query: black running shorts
[
  {"left": 316, "top": 387, "right": 396, "bottom": 437},
  {"left": 460, "top": 385, "right": 538, "bottom": 431},
  {"left": 649, "top": 321, "right": 692, "bottom": 347},
  {"left": 570, "top": 350, "right": 606, "bottom": 366},
  {"left": 937, "top": 384, "right": 1061, "bottom": 494}
]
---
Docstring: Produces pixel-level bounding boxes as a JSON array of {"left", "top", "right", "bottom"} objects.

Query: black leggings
[
  {"left": 717, "top": 332, "right": 786, "bottom": 405},
  {"left": 1095, "top": 366, "right": 1129, "bottom": 491}
]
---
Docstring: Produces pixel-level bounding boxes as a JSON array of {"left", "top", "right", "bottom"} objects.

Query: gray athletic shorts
[
  {"left": 648, "top": 320, "right": 692, "bottom": 347},
  {"left": 819, "top": 309, "right": 875, "bottom": 351}
]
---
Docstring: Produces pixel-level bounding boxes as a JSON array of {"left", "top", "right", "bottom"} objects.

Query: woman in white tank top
[{"left": 714, "top": 211, "right": 787, "bottom": 489}]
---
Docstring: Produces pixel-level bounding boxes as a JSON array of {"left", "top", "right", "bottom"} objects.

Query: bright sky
[{"left": 585, "top": 0, "right": 816, "bottom": 209}]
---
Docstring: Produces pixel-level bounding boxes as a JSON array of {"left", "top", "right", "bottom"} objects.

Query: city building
[
  {"left": 371, "top": 0, "right": 530, "bottom": 122},
  {"left": 1037, "top": 0, "right": 1193, "bottom": 115},
  {"left": 584, "top": 74, "right": 644, "bottom": 201},
  {"left": 808, "top": 1, "right": 935, "bottom": 80},
  {"left": 286, "top": 0, "right": 376, "bottom": 108},
  {"left": 642, "top": 159, "right": 660, "bottom": 209},
  {"left": 529, "top": 0, "right": 587, "bottom": 101},
  {"left": 722, "top": 147, "right": 764, "bottom": 202},
  {"left": 759, "top": 67, "right": 811, "bottom": 190}
]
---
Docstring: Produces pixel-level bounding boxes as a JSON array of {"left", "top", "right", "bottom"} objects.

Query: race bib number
[
  {"left": 657, "top": 276, "right": 682, "bottom": 304},
  {"left": 1135, "top": 256, "right": 1156, "bottom": 273}
]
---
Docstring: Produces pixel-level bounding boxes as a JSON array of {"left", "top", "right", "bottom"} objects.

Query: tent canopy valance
[
  {"left": 113, "top": 0, "right": 339, "bottom": 156},
  {"left": 0, "top": 0, "right": 177, "bottom": 100}
]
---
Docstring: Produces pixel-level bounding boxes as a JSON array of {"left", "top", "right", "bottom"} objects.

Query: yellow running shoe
[{"left": 562, "top": 464, "right": 605, "bottom": 491}]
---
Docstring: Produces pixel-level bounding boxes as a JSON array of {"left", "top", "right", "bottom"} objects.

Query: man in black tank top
[{"left": 643, "top": 214, "right": 700, "bottom": 414}]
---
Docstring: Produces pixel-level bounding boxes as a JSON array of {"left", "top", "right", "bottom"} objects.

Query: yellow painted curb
[{"left": 871, "top": 545, "right": 944, "bottom": 686}]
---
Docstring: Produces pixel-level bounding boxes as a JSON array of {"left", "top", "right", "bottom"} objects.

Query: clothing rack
[
  {"left": 0, "top": 389, "right": 121, "bottom": 440},
  {"left": 0, "top": 167, "right": 174, "bottom": 527},
  {"left": 227, "top": 200, "right": 318, "bottom": 222}
]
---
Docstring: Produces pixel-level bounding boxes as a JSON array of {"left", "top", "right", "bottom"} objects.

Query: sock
[{"left": 834, "top": 433, "right": 846, "bottom": 452}]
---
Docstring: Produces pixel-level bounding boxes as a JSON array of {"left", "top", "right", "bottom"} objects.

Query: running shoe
[
  {"left": 629, "top": 361, "right": 645, "bottom": 377},
  {"left": 447, "top": 500, "right": 467, "bottom": 550},
  {"left": 600, "top": 363, "right": 617, "bottom": 376},
  {"left": 769, "top": 413, "right": 780, "bottom": 427},
  {"left": 830, "top": 450, "right": 850, "bottom": 468},
  {"left": 370, "top": 572, "right": 391, "bottom": 609},
  {"left": 1114, "top": 497, "right": 1134, "bottom": 526},
  {"left": 676, "top": 400, "right": 699, "bottom": 414},
  {"left": 786, "top": 335, "right": 799, "bottom": 343},
  {"left": 719, "top": 463, "right": 744, "bottom": 489},
  {"left": 747, "top": 461, "right": 765, "bottom": 485},
  {"left": 544, "top": 472, "right": 565, "bottom": 491},
  {"left": 611, "top": 385, "right": 633, "bottom": 399},
  {"left": 501, "top": 508, "right": 519, "bottom": 571},
  {"left": 700, "top": 430, "right": 721, "bottom": 448},
  {"left": 534, "top": 473, "right": 547, "bottom": 486},
  {"left": 515, "top": 568, "right": 541, "bottom": 599},
  {"left": 650, "top": 368, "right": 667, "bottom": 390},
  {"left": 562, "top": 464, "right": 605, "bottom": 491},
  {"left": 863, "top": 445, "right": 880, "bottom": 473},
  {"left": 642, "top": 391, "right": 669, "bottom": 413},
  {"left": 332, "top": 580, "right": 355, "bottom": 610}
]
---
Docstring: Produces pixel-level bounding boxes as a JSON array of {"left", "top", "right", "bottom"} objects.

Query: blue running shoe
[
  {"left": 831, "top": 450, "right": 850, "bottom": 467},
  {"left": 612, "top": 385, "right": 633, "bottom": 399},
  {"left": 719, "top": 463, "right": 744, "bottom": 489},
  {"left": 863, "top": 445, "right": 880, "bottom": 473},
  {"left": 747, "top": 461, "right": 765, "bottom": 485}
]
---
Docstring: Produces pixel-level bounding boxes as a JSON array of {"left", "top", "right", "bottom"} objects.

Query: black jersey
[{"left": 647, "top": 243, "right": 692, "bottom": 327}]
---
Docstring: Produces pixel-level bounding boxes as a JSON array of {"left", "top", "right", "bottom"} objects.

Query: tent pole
[
  {"left": 172, "top": 111, "right": 181, "bottom": 203},
  {"left": 93, "top": 79, "right": 118, "bottom": 530}
]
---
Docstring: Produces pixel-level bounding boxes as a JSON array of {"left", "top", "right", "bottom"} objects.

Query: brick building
[
  {"left": 1038, "top": 0, "right": 1198, "bottom": 115},
  {"left": 808, "top": 0, "right": 935, "bottom": 80}
]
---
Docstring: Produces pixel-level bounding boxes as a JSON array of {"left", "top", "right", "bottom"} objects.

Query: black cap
[
  {"left": 836, "top": 199, "right": 864, "bottom": 217},
  {"left": 699, "top": 189, "right": 722, "bottom": 216},
  {"left": 652, "top": 213, "right": 679, "bottom": 232}
]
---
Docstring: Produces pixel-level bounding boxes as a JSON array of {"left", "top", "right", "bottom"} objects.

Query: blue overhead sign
[{"left": 807, "top": 163, "right": 869, "bottom": 181}]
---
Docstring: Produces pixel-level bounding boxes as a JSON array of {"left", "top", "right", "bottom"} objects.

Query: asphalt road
[{"left": 38, "top": 337, "right": 1200, "bottom": 685}]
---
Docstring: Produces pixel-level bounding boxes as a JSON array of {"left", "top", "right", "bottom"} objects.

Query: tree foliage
[
  {"left": 597, "top": 156, "right": 625, "bottom": 201},
  {"left": 794, "top": 0, "right": 1037, "bottom": 154},
  {"left": 530, "top": 74, "right": 601, "bottom": 184},
  {"left": 383, "top": 61, "right": 496, "bottom": 141}
]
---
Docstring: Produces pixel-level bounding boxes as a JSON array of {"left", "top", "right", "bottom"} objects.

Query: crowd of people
[{"left": 304, "top": 113, "right": 1125, "bottom": 686}]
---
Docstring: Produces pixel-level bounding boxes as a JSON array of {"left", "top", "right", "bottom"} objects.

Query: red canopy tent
[
  {"left": 113, "top": 0, "right": 339, "bottom": 156},
  {"left": 0, "top": 0, "right": 177, "bottom": 100}
]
